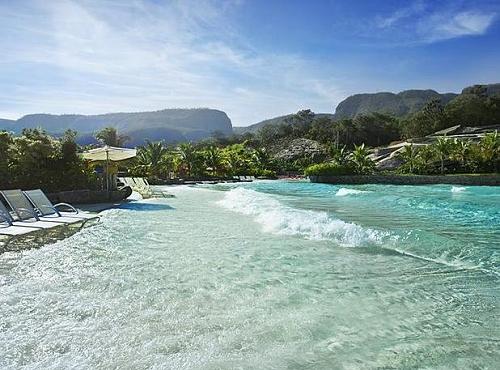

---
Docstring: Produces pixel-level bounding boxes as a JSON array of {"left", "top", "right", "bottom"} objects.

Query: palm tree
[
  {"left": 177, "top": 143, "right": 199, "bottom": 177},
  {"left": 479, "top": 131, "right": 499, "bottom": 172},
  {"left": 433, "top": 136, "right": 452, "bottom": 174},
  {"left": 136, "top": 140, "right": 169, "bottom": 176},
  {"left": 95, "top": 127, "right": 129, "bottom": 147},
  {"left": 330, "top": 145, "right": 349, "bottom": 166},
  {"left": 204, "top": 145, "right": 224, "bottom": 176},
  {"left": 451, "top": 139, "right": 470, "bottom": 171},
  {"left": 351, "top": 143, "right": 375, "bottom": 174},
  {"left": 397, "top": 144, "right": 417, "bottom": 173}
]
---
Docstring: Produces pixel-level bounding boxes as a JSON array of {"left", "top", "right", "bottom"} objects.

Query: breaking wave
[
  {"left": 335, "top": 188, "right": 370, "bottom": 196},
  {"left": 217, "top": 188, "right": 388, "bottom": 247},
  {"left": 451, "top": 186, "right": 466, "bottom": 193}
]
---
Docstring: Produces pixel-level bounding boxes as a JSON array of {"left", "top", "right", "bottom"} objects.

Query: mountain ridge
[
  {"left": 237, "top": 83, "right": 499, "bottom": 133},
  {"left": 0, "top": 108, "right": 232, "bottom": 146}
]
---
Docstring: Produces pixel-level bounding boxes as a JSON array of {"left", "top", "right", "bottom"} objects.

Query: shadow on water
[{"left": 118, "top": 202, "right": 175, "bottom": 211}]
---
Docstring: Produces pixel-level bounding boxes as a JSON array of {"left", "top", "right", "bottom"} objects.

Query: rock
[{"left": 273, "top": 138, "right": 327, "bottom": 161}]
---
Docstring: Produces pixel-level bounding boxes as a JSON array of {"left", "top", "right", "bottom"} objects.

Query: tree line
[
  {"left": 304, "top": 132, "right": 498, "bottom": 177},
  {"left": 1, "top": 86, "right": 498, "bottom": 192}
]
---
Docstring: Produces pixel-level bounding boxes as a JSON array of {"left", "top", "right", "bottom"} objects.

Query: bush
[
  {"left": 256, "top": 169, "right": 277, "bottom": 178},
  {"left": 304, "top": 162, "right": 354, "bottom": 176}
]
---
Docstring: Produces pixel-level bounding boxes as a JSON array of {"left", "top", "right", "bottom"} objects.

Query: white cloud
[
  {"left": 0, "top": 0, "right": 344, "bottom": 126},
  {"left": 423, "top": 11, "right": 497, "bottom": 41},
  {"left": 376, "top": 1, "right": 426, "bottom": 29},
  {"left": 374, "top": 2, "right": 497, "bottom": 44}
]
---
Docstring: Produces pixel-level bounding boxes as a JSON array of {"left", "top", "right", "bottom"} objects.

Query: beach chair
[
  {"left": 132, "top": 177, "right": 153, "bottom": 196},
  {"left": 0, "top": 190, "right": 86, "bottom": 229},
  {"left": 0, "top": 193, "right": 81, "bottom": 252},
  {"left": 0, "top": 201, "right": 42, "bottom": 237},
  {"left": 23, "top": 189, "right": 99, "bottom": 226},
  {"left": 0, "top": 195, "right": 69, "bottom": 248}
]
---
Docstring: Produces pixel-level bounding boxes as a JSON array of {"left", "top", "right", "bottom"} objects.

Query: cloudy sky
[{"left": 0, "top": 0, "right": 499, "bottom": 126}]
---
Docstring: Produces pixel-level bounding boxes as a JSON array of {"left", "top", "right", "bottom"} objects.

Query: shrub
[
  {"left": 304, "top": 162, "right": 354, "bottom": 176},
  {"left": 257, "top": 169, "right": 277, "bottom": 178}
]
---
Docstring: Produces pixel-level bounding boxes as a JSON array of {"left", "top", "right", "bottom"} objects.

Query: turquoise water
[{"left": 0, "top": 181, "right": 498, "bottom": 369}]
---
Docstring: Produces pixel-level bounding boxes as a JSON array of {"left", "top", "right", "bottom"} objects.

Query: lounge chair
[
  {"left": 23, "top": 189, "right": 99, "bottom": 226},
  {"left": 0, "top": 191, "right": 73, "bottom": 229},
  {"left": 0, "top": 189, "right": 90, "bottom": 232},
  {"left": 0, "top": 202, "right": 40, "bottom": 237}
]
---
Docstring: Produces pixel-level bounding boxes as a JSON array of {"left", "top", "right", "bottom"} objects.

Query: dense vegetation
[
  {"left": 0, "top": 129, "right": 94, "bottom": 193},
  {"left": 244, "top": 88, "right": 500, "bottom": 148},
  {"left": 0, "top": 85, "right": 498, "bottom": 193},
  {"left": 305, "top": 133, "right": 499, "bottom": 176},
  {"left": 130, "top": 141, "right": 276, "bottom": 180},
  {"left": 396, "top": 133, "right": 499, "bottom": 175}
]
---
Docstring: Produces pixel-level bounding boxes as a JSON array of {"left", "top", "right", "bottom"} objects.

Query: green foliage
[
  {"left": 477, "top": 131, "right": 499, "bottom": 172},
  {"left": 329, "top": 145, "right": 349, "bottom": 166},
  {"left": 397, "top": 132, "right": 499, "bottom": 175},
  {"left": 304, "top": 143, "right": 374, "bottom": 176},
  {"left": 434, "top": 137, "right": 453, "bottom": 174},
  {"left": 0, "top": 128, "right": 94, "bottom": 192},
  {"left": 304, "top": 162, "right": 354, "bottom": 176},
  {"left": 401, "top": 93, "right": 500, "bottom": 139},
  {"left": 401, "top": 99, "right": 446, "bottom": 138},
  {"left": 351, "top": 143, "right": 375, "bottom": 174},
  {"left": 203, "top": 145, "right": 225, "bottom": 176},
  {"left": 397, "top": 144, "right": 418, "bottom": 174},
  {"left": 95, "top": 127, "right": 130, "bottom": 147},
  {"left": 134, "top": 140, "right": 172, "bottom": 178}
]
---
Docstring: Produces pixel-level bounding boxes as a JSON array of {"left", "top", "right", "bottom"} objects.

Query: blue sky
[{"left": 0, "top": 0, "right": 499, "bottom": 126}]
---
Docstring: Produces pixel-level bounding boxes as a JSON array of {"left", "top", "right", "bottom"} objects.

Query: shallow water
[{"left": 0, "top": 181, "right": 499, "bottom": 369}]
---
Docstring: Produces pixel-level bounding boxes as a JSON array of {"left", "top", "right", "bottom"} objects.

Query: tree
[
  {"left": 351, "top": 143, "right": 375, "bottom": 174},
  {"left": 0, "top": 131, "right": 13, "bottom": 187},
  {"left": 352, "top": 113, "right": 401, "bottom": 147},
  {"left": 136, "top": 140, "right": 169, "bottom": 177},
  {"left": 451, "top": 139, "right": 470, "bottom": 171},
  {"left": 478, "top": 131, "right": 499, "bottom": 172},
  {"left": 252, "top": 147, "right": 271, "bottom": 171},
  {"left": 329, "top": 145, "right": 349, "bottom": 166},
  {"left": 177, "top": 143, "right": 200, "bottom": 177},
  {"left": 401, "top": 99, "right": 447, "bottom": 139},
  {"left": 204, "top": 145, "right": 225, "bottom": 176},
  {"left": 433, "top": 137, "right": 453, "bottom": 174},
  {"left": 397, "top": 144, "right": 418, "bottom": 174},
  {"left": 95, "top": 127, "right": 130, "bottom": 147}
]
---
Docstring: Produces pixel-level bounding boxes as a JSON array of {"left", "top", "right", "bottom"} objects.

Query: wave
[
  {"left": 217, "top": 188, "right": 389, "bottom": 247},
  {"left": 335, "top": 188, "right": 370, "bottom": 196},
  {"left": 451, "top": 186, "right": 466, "bottom": 193}
]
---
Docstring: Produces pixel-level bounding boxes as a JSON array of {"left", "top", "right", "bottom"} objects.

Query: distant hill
[
  {"left": 461, "top": 83, "right": 500, "bottom": 96},
  {"left": 235, "top": 113, "right": 335, "bottom": 134},
  {"left": 333, "top": 83, "right": 500, "bottom": 119},
  {"left": 333, "top": 89, "right": 458, "bottom": 119},
  {"left": 237, "top": 83, "right": 499, "bottom": 134},
  {"left": 0, "top": 108, "right": 232, "bottom": 146}
]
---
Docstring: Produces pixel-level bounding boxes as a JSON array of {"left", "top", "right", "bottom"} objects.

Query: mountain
[
  {"left": 333, "top": 89, "right": 458, "bottom": 119},
  {"left": 0, "top": 108, "right": 232, "bottom": 146},
  {"left": 234, "top": 113, "right": 335, "bottom": 134},
  {"left": 461, "top": 83, "right": 500, "bottom": 96}
]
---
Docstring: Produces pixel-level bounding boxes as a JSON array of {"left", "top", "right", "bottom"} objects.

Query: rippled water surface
[{"left": 1, "top": 181, "right": 499, "bottom": 369}]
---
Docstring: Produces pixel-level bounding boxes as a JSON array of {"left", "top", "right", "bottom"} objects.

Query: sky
[{"left": 0, "top": 0, "right": 499, "bottom": 126}]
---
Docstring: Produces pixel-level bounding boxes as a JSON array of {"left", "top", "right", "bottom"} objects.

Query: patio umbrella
[{"left": 82, "top": 146, "right": 137, "bottom": 191}]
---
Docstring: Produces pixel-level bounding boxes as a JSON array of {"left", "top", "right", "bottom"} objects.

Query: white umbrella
[
  {"left": 82, "top": 145, "right": 137, "bottom": 162},
  {"left": 82, "top": 146, "right": 137, "bottom": 191}
]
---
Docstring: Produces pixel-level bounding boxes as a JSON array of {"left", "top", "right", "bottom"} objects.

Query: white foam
[
  {"left": 335, "top": 188, "right": 369, "bottom": 196},
  {"left": 217, "top": 188, "right": 387, "bottom": 247},
  {"left": 451, "top": 186, "right": 466, "bottom": 193}
]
